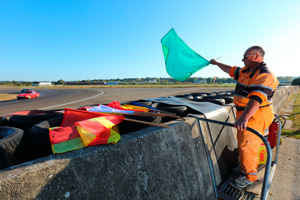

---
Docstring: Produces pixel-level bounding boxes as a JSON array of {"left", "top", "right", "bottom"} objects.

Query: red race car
[{"left": 17, "top": 90, "right": 40, "bottom": 100}]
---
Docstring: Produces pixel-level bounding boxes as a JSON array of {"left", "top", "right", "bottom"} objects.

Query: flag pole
[
  {"left": 215, "top": 56, "right": 222, "bottom": 60},
  {"left": 133, "top": 111, "right": 184, "bottom": 120},
  {"left": 98, "top": 111, "right": 184, "bottom": 120},
  {"left": 124, "top": 118, "right": 170, "bottom": 128}
]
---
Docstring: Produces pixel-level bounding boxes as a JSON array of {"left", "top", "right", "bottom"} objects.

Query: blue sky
[{"left": 1, "top": 0, "right": 299, "bottom": 82}]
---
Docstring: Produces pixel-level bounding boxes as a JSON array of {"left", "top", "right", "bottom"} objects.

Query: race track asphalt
[{"left": 0, "top": 87, "right": 232, "bottom": 116}]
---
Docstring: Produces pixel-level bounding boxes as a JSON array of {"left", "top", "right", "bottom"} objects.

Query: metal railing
[{"left": 189, "top": 114, "right": 282, "bottom": 200}]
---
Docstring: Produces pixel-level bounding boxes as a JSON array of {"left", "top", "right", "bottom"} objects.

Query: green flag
[{"left": 161, "top": 28, "right": 210, "bottom": 81}]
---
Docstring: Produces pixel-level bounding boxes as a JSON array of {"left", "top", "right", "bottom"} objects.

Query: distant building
[
  {"left": 279, "top": 80, "right": 292, "bottom": 84},
  {"left": 194, "top": 80, "right": 207, "bottom": 83},
  {"left": 148, "top": 79, "right": 157, "bottom": 83},
  {"left": 32, "top": 81, "right": 53, "bottom": 86},
  {"left": 107, "top": 82, "right": 120, "bottom": 85},
  {"left": 67, "top": 81, "right": 106, "bottom": 85}
]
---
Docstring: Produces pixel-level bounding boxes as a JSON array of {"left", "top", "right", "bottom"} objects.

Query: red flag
[
  {"left": 50, "top": 108, "right": 125, "bottom": 153},
  {"left": 61, "top": 108, "right": 122, "bottom": 127},
  {"left": 106, "top": 101, "right": 146, "bottom": 112},
  {"left": 213, "top": 76, "right": 217, "bottom": 83}
]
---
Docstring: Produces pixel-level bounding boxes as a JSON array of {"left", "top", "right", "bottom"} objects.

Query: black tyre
[
  {"left": 216, "top": 92, "right": 226, "bottom": 95},
  {"left": 118, "top": 115, "right": 162, "bottom": 134},
  {"left": 0, "top": 117, "right": 8, "bottom": 126},
  {"left": 0, "top": 147, "right": 9, "bottom": 169},
  {"left": 204, "top": 95, "right": 221, "bottom": 99},
  {"left": 192, "top": 97, "right": 226, "bottom": 106},
  {"left": 155, "top": 104, "right": 189, "bottom": 122},
  {"left": 191, "top": 92, "right": 207, "bottom": 97},
  {"left": 0, "top": 126, "right": 26, "bottom": 169},
  {"left": 193, "top": 96, "right": 203, "bottom": 100},
  {"left": 206, "top": 93, "right": 217, "bottom": 96},
  {"left": 216, "top": 95, "right": 234, "bottom": 104},
  {"left": 156, "top": 105, "right": 187, "bottom": 115},
  {"left": 175, "top": 94, "right": 194, "bottom": 100},
  {"left": 225, "top": 91, "right": 234, "bottom": 96},
  {"left": 28, "top": 116, "right": 63, "bottom": 160},
  {"left": 8, "top": 112, "right": 64, "bottom": 132},
  {"left": 132, "top": 100, "right": 153, "bottom": 106},
  {"left": 184, "top": 94, "right": 194, "bottom": 99},
  {"left": 156, "top": 104, "right": 189, "bottom": 117}
]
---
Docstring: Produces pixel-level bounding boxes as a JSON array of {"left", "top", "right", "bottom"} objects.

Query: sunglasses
[{"left": 243, "top": 53, "right": 256, "bottom": 59}]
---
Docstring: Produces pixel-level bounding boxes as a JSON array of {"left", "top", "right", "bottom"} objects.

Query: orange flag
[{"left": 50, "top": 108, "right": 125, "bottom": 154}]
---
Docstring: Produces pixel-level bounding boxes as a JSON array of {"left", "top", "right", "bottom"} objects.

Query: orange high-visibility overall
[{"left": 229, "top": 63, "right": 279, "bottom": 182}]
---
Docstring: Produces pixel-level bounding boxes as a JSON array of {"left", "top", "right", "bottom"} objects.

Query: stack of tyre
[
  {"left": 172, "top": 90, "right": 234, "bottom": 106},
  {"left": 191, "top": 90, "right": 234, "bottom": 105},
  {"left": 0, "top": 100, "right": 165, "bottom": 169},
  {"left": 0, "top": 112, "right": 63, "bottom": 169},
  {"left": 0, "top": 91, "right": 234, "bottom": 170}
]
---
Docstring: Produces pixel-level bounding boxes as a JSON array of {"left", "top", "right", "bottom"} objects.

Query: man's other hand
[{"left": 234, "top": 117, "right": 248, "bottom": 131}]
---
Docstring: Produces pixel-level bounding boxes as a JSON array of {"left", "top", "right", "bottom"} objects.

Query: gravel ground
[
  {"left": 268, "top": 137, "right": 300, "bottom": 200},
  {"left": 268, "top": 91, "right": 300, "bottom": 200}
]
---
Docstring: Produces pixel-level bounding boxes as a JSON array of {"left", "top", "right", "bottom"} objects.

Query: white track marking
[{"left": 39, "top": 89, "right": 104, "bottom": 110}]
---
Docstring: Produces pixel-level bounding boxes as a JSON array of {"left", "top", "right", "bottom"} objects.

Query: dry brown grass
[
  {"left": 0, "top": 94, "right": 17, "bottom": 101},
  {"left": 282, "top": 91, "right": 300, "bottom": 139},
  {"left": 0, "top": 84, "right": 235, "bottom": 89}
]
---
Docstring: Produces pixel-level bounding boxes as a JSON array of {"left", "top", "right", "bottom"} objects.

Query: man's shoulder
[
  {"left": 254, "top": 64, "right": 279, "bottom": 86},
  {"left": 259, "top": 64, "right": 271, "bottom": 74}
]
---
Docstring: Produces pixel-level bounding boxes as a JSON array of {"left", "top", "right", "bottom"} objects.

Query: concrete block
[
  {"left": 0, "top": 86, "right": 298, "bottom": 200},
  {"left": 273, "top": 86, "right": 299, "bottom": 114},
  {"left": 0, "top": 118, "right": 216, "bottom": 200}
]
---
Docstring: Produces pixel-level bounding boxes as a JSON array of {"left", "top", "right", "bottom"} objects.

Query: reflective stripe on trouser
[{"left": 236, "top": 106, "right": 274, "bottom": 182}]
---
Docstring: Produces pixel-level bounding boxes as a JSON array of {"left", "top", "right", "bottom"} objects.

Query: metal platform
[
  {"left": 191, "top": 114, "right": 282, "bottom": 200},
  {"left": 217, "top": 164, "right": 271, "bottom": 200},
  {"left": 217, "top": 174, "right": 258, "bottom": 200}
]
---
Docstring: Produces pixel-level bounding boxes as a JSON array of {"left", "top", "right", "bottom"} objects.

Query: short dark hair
[{"left": 249, "top": 46, "right": 265, "bottom": 56}]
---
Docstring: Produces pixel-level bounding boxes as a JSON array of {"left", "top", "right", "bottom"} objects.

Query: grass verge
[
  {"left": 0, "top": 94, "right": 16, "bottom": 101},
  {"left": 0, "top": 84, "right": 236, "bottom": 89},
  {"left": 282, "top": 91, "right": 300, "bottom": 139}
]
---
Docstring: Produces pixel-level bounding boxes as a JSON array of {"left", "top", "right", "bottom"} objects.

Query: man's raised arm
[{"left": 210, "top": 59, "right": 232, "bottom": 74}]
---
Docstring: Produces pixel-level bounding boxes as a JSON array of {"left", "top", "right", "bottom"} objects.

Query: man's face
[{"left": 242, "top": 50, "right": 257, "bottom": 67}]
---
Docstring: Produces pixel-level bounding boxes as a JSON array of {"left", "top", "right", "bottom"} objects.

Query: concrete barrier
[
  {"left": 0, "top": 86, "right": 298, "bottom": 200},
  {"left": 272, "top": 86, "right": 299, "bottom": 114},
  {"left": 0, "top": 118, "right": 217, "bottom": 200}
]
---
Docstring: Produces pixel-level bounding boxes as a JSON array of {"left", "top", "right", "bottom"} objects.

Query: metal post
[
  {"left": 195, "top": 118, "right": 219, "bottom": 198},
  {"left": 189, "top": 115, "right": 272, "bottom": 200}
]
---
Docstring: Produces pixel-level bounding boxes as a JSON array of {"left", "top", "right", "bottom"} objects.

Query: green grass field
[{"left": 282, "top": 91, "right": 300, "bottom": 139}]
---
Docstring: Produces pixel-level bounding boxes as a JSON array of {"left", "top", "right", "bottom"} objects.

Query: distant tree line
[
  {"left": 1, "top": 76, "right": 299, "bottom": 86},
  {"left": 56, "top": 77, "right": 237, "bottom": 85},
  {"left": 292, "top": 77, "right": 300, "bottom": 85},
  {"left": 277, "top": 76, "right": 296, "bottom": 83},
  {"left": 0, "top": 81, "right": 33, "bottom": 86}
]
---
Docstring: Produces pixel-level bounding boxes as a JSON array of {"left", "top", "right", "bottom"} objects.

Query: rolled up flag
[{"left": 49, "top": 108, "right": 124, "bottom": 154}]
